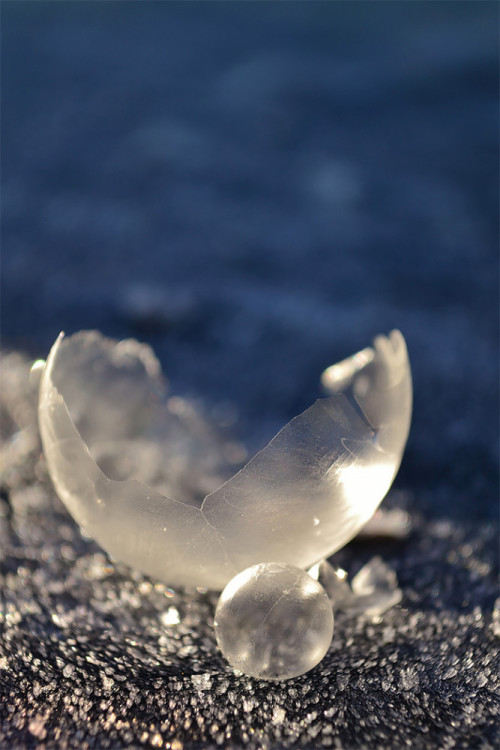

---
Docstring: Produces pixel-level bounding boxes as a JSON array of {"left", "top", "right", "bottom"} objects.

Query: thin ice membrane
[{"left": 38, "top": 330, "right": 412, "bottom": 590}]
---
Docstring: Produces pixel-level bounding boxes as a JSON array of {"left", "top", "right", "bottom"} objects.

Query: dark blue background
[{"left": 2, "top": 1, "right": 499, "bottom": 520}]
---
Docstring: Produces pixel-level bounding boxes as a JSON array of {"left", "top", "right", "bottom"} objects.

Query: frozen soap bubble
[
  {"left": 38, "top": 330, "right": 412, "bottom": 590},
  {"left": 214, "top": 563, "right": 334, "bottom": 680}
]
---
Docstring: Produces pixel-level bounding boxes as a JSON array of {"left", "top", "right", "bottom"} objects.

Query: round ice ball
[{"left": 214, "top": 562, "right": 334, "bottom": 680}]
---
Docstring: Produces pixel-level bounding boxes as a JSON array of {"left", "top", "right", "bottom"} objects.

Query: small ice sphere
[{"left": 214, "top": 563, "right": 334, "bottom": 680}]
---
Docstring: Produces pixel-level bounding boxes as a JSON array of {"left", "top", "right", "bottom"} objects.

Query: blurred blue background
[{"left": 2, "top": 1, "right": 498, "bottom": 520}]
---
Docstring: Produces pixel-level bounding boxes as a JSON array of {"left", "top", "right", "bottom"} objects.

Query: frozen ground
[{"left": 1, "top": 2, "right": 498, "bottom": 748}]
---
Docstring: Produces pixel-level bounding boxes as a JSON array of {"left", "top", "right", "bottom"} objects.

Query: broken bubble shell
[{"left": 38, "top": 329, "right": 412, "bottom": 591}]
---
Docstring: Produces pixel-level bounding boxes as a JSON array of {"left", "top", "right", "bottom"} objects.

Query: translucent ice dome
[{"left": 38, "top": 330, "right": 412, "bottom": 590}]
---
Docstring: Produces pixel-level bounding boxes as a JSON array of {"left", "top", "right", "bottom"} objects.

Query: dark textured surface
[{"left": 1, "top": 2, "right": 499, "bottom": 748}]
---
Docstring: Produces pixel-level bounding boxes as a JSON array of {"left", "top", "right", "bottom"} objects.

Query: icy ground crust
[{"left": 1, "top": 351, "right": 498, "bottom": 749}]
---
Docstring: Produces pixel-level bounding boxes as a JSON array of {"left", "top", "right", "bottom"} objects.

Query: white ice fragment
[
  {"left": 307, "top": 561, "right": 353, "bottom": 610},
  {"left": 350, "top": 556, "right": 402, "bottom": 618},
  {"left": 309, "top": 558, "right": 402, "bottom": 619},
  {"left": 191, "top": 673, "right": 212, "bottom": 691},
  {"left": 357, "top": 507, "right": 412, "bottom": 540},
  {"left": 160, "top": 607, "right": 180, "bottom": 626},
  {"left": 272, "top": 706, "right": 286, "bottom": 724},
  {"left": 38, "top": 330, "right": 412, "bottom": 590}
]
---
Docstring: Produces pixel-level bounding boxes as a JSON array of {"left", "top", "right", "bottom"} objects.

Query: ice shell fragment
[
  {"left": 351, "top": 556, "right": 403, "bottom": 617},
  {"left": 38, "top": 329, "right": 412, "bottom": 590},
  {"left": 214, "top": 563, "right": 334, "bottom": 680},
  {"left": 310, "top": 558, "right": 402, "bottom": 619}
]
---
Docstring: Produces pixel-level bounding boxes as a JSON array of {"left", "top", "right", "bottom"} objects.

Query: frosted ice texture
[
  {"left": 309, "top": 558, "right": 403, "bottom": 618},
  {"left": 38, "top": 329, "right": 412, "bottom": 590},
  {"left": 214, "top": 563, "right": 334, "bottom": 680},
  {"left": 351, "top": 556, "right": 403, "bottom": 616}
]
